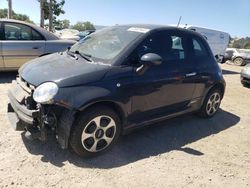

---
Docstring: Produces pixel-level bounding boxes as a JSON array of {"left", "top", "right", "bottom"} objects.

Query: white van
[{"left": 179, "top": 25, "right": 230, "bottom": 63}]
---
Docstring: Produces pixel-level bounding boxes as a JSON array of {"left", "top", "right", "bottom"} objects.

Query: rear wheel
[
  {"left": 233, "top": 57, "right": 245, "bottom": 66},
  {"left": 69, "top": 106, "right": 121, "bottom": 158},
  {"left": 198, "top": 89, "right": 222, "bottom": 118},
  {"left": 241, "top": 81, "right": 249, "bottom": 88}
]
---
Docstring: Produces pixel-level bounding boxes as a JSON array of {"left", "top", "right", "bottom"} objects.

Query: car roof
[
  {"left": 0, "top": 19, "right": 59, "bottom": 40},
  {"left": 114, "top": 24, "right": 201, "bottom": 36}
]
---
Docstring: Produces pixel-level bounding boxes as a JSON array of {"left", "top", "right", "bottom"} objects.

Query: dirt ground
[{"left": 0, "top": 63, "right": 249, "bottom": 188}]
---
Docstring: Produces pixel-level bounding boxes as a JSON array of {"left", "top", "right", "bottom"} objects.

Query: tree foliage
[
  {"left": 54, "top": 19, "right": 70, "bottom": 29},
  {"left": 42, "top": 0, "right": 65, "bottom": 20},
  {"left": 72, "top": 21, "right": 95, "bottom": 31},
  {"left": 38, "top": 0, "right": 65, "bottom": 29},
  {"left": 230, "top": 37, "right": 250, "bottom": 49},
  {"left": 0, "top": 8, "right": 33, "bottom": 23}
]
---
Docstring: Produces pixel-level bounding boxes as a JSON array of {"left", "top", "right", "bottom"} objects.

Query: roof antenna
[{"left": 177, "top": 16, "right": 182, "bottom": 27}]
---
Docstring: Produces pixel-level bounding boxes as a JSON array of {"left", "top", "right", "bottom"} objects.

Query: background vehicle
[
  {"left": 55, "top": 29, "right": 96, "bottom": 41},
  {"left": 179, "top": 25, "right": 230, "bottom": 63},
  {"left": 8, "top": 25, "right": 225, "bottom": 158},
  {"left": 77, "top": 30, "right": 95, "bottom": 40},
  {"left": 0, "top": 19, "right": 76, "bottom": 71},
  {"left": 56, "top": 28, "right": 80, "bottom": 41},
  {"left": 225, "top": 48, "right": 250, "bottom": 66},
  {"left": 241, "top": 64, "right": 250, "bottom": 87}
]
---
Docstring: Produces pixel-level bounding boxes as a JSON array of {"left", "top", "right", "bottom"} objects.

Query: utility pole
[
  {"left": 49, "top": 0, "right": 53, "bottom": 31},
  {"left": 7, "top": 0, "right": 12, "bottom": 19},
  {"left": 40, "top": 0, "right": 45, "bottom": 28}
]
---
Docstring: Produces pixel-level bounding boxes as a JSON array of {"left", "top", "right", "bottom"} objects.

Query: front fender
[
  {"left": 54, "top": 85, "right": 130, "bottom": 149},
  {"left": 53, "top": 84, "right": 130, "bottom": 114},
  {"left": 54, "top": 86, "right": 110, "bottom": 109}
]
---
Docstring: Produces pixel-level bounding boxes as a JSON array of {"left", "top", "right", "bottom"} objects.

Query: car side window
[
  {"left": 226, "top": 50, "right": 234, "bottom": 56},
  {"left": 192, "top": 38, "right": 208, "bottom": 58},
  {"left": 130, "top": 31, "right": 187, "bottom": 65},
  {"left": 0, "top": 22, "right": 4, "bottom": 40},
  {"left": 4, "top": 23, "right": 43, "bottom": 40},
  {"left": 171, "top": 36, "right": 186, "bottom": 60},
  {"left": 32, "top": 29, "right": 43, "bottom": 40}
]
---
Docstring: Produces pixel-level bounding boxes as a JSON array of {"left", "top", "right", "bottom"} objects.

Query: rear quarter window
[{"left": 192, "top": 37, "right": 209, "bottom": 58}]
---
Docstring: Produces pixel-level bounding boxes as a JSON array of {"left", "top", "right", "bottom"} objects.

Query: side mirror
[
  {"left": 136, "top": 53, "right": 162, "bottom": 75},
  {"left": 140, "top": 53, "right": 162, "bottom": 66}
]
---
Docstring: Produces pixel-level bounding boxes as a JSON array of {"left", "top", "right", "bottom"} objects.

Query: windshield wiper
[
  {"left": 75, "top": 51, "right": 92, "bottom": 62},
  {"left": 67, "top": 50, "right": 78, "bottom": 59}
]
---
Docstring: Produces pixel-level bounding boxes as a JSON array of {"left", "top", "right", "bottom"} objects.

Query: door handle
[
  {"left": 186, "top": 72, "right": 197, "bottom": 77},
  {"left": 32, "top": 46, "right": 40, "bottom": 49}
]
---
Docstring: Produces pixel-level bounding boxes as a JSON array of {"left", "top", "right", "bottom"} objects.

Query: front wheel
[
  {"left": 233, "top": 57, "right": 245, "bottom": 66},
  {"left": 198, "top": 89, "right": 222, "bottom": 118},
  {"left": 69, "top": 106, "right": 121, "bottom": 158}
]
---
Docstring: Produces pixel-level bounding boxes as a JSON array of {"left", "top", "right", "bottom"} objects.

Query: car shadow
[
  {"left": 21, "top": 109, "right": 240, "bottom": 169},
  {"left": 0, "top": 72, "right": 17, "bottom": 84},
  {"left": 222, "top": 69, "right": 240, "bottom": 75}
]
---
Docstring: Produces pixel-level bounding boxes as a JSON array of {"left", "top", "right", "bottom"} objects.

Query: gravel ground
[{"left": 0, "top": 63, "right": 249, "bottom": 188}]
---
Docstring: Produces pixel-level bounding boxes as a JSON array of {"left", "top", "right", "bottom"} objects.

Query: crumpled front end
[
  {"left": 7, "top": 76, "right": 74, "bottom": 147},
  {"left": 8, "top": 77, "right": 39, "bottom": 131}
]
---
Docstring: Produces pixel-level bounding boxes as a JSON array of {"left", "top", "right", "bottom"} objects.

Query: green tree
[
  {"left": 72, "top": 21, "right": 95, "bottom": 31},
  {"left": 38, "top": 0, "right": 65, "bottom": 30},
  {"left": 0, "top": 8, "right": 33, "bottom": 23},
  {"left": 231, "top": 37, "right": 250, "bottom": 49},
  {"left": 244, "top": 42, "right": 250, "bottom": 49},
  {"left": 0, "top": 9, "right": 8, "bottom": 18},
  {"left": 44, "top": 0, "right": 65, "bottom": 30},
  {"left": 54, "top": 19, "right": 70, "bottom": 29}
]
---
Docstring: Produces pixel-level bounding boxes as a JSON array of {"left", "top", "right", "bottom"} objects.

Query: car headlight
[{"left": 33, "top": 82, "right": 58, "bottom": 104}]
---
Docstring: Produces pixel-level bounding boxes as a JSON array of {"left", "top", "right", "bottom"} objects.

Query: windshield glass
[{"left": 69, "top": 26, "right": 146, "bottom": 63}]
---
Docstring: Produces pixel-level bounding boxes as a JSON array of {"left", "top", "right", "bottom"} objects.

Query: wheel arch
[
  {"left": 208, "top": 82, "right": 225, "bottom": 98},
  {"left": 77, "top": 100, "right": 126, "bottom": 128},
  {"left": 56, "top": 100, "right": 126, "bottom": 149},
  {"left": 200, "top": 82, "right": 225, "bottom": 107}
]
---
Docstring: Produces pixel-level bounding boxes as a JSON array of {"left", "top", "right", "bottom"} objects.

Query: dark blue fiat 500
[{"left": 8, "top": 25, "right": 225, "bottom": 157}]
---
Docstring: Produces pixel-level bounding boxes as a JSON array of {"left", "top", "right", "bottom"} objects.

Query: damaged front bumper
[
  {"left": 7, "top": 77, "right": 75, "bottom": 149},
  {"left": 8, "top": 79, "right": 39, "bottom": 131}
]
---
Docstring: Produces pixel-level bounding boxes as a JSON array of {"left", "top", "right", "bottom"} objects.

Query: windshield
[{"left": 69, "top": 26, "right": 145, "bottom": 63}]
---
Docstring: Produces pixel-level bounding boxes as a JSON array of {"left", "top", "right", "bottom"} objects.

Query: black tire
[
  {"left": 69, "top": 105, "right": 121, "bottom": 158},
  {"left": 241, "top": 81, "right": 249, "bottom": 88},
  {"left": 233, "top": 57, "right": 245, "bottom": 66},
  {"left": 197, "top": 88, "right": 222, "bottom": 118}
]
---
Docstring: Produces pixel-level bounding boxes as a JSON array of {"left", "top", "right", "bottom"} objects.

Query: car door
[
  {"left": 190, "top": 36, "right": 217, "bottom": 100},
  {"left": 129, "top": 30, "right": 196, "bottom": 123},
  {"left": 2, "top": 22, "right": 45, "bottom": 69},
  {"left": 224, "top": 50, "right": 234, "bottom": 60},
  {"left": 0, "top": 22, "right": 4, "bottom": 70}
]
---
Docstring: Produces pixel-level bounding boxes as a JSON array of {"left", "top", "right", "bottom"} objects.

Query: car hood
[{"left": 19, "top": 53, "right": 110, "bottom": 87}]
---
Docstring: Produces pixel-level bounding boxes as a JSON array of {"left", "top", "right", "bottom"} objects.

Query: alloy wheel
[
  {"left": 206, "top": 92, "right": 221, "bottom": 116},
  {"left": 81, "top": 115, "right": 116, "bottom": 152},
  {"left": 234, "top": 57, "right": 244, "bottom": 66}
]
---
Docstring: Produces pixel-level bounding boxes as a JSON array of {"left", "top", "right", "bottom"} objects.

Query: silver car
[
  {"left": 0, "top": 19, "right": 76, "bottom": 71},
  {"left": 225, "top": 48, "right": 250, "bottom": 66}
]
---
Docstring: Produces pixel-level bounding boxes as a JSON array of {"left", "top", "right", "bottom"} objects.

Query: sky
[{"left": 0, "top": 0, "right": 249, "bottom": 37}]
